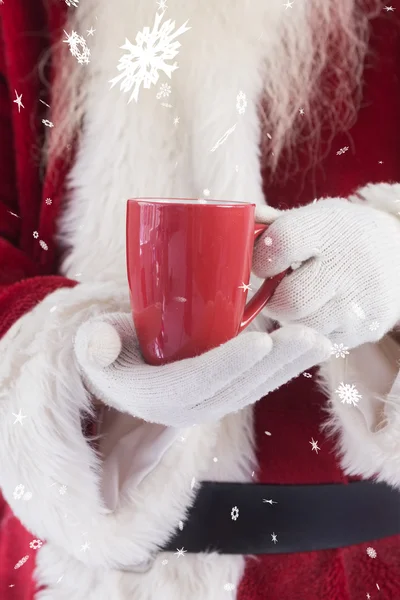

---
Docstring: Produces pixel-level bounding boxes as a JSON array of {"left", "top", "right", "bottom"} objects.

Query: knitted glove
[
  {"left": 253, "top": 197, "right": 400, "bottom": 348},
  {"left": 74, "top": 312, "right": 332, "bottom": 427}
]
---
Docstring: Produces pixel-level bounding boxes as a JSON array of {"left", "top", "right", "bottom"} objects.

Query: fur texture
[{"left": 1, "top": 0, "right": 399, "bottom": 598}]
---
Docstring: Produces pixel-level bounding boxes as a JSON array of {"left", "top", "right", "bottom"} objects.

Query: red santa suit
[{"left": 1, "top": 1, "right": 400, "bottom": 599}]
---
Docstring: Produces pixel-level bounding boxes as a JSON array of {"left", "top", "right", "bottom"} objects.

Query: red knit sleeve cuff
[{"left": 0, "top": 276, "right": 78, "bottom": 338}]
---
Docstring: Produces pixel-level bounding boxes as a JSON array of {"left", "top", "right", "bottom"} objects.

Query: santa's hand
[
  {"left": 74, "top": 313, "right": 332, "bottom": 427},
  {"left": 253, "top": 197, "right": 400, "bottom": 348}
]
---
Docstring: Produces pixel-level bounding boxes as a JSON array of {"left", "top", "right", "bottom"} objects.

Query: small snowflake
[
  {"left": 65, "top": 0, "right": 79, "bottom": 6},
  {"left": 366, "top": 546, "right": 377, "bottom": 559},
  {"left": 210, "top": 123, "right": 237, "bottom": 152},
  {"left": 369, "top": 321, "right": 380, "bottom": 331},
  {"left": 303, "top": 372, "right": 312, "bottom": 378},
  {"left": 42, "top": 119, "right": 54, "bottom": 128},
  {"left": 299, "top": 108, "right": 305, "bottom": 115},
  {"left": 45, "top": 197, "right": 52, "bottom": 205},
  {"left": 224, "top": 583, "right": 235, "bottom": 592},
  {"left": 231, "top": 506, "right": 239, "bottom": 521},
  {"left": 174, "top": 547, "right": 187, "bottom": 558},
  {"left": 13, "top": 484, "right": 25, "bottom": 500},
  {"left": 39, "top": 240, "right": 48, "bottom": 251},
  {"left": 178, "top": 520, "right": 184, "bottom": 531},
  {"left": 236, "top": 90, "right": 247, "bottom": 115},
  {"left": 59, "top": 485, "right": 67, "bottom": 495},
  {"left": 335, "top": 382, "right": 362, "bottom": 407},
  {"left": 384, "top": 5, "right": 395, "bottom": 11},
  {"left": 238, "top": 282, "right": 252, "bottom": 292},
  {"left": 271, "top": 532, "right": 278, "bottom": 544},
  {"left": 336, "top": 146, "right": 349, "bottom": 156},
  {"left": 33, "top": 231, "right": 39, "bottom": 239},
  {"left": 110, "top": 12, "right": 191, "bottom": 103},
  {"left": 87, "top": 27, "right": 96, "bottom": 36},
  {"left": 331, "top": 343, "right": 349, "bottom": 358},
  {"left": 309, "top": 438, "right": 320, "bottom": 453},
  {"left": 161, "top": 558, "right": 168, "bottom": 565},
  {"left": 156, "top": 82, "right": 172, "bottom": 98},
  {"left": 23, "top": 492, "right": 32, "bottom": 501},
  {"left": 63, "top": 30, "right": 90, "bottom": 64},
  {"left": 173, "top": 116, "right": 180, "bottom": 125},
  {"left": 13, "top": 90, "right": 24, "bottom": 112},
  {"left": 351, "top": 302, "right": 365, "bottom": 319},
  {"left": 157, "top": 0, "right": 168, "bottom": 10},
  {"left": 14, "top": 555, "right": 29, "bottom": 570},
  {"left": 29, "top": 540, "right": 42, "bottom": 550},
  {"left": 80, "top": 541, "right": 90, "bottom": 552}
]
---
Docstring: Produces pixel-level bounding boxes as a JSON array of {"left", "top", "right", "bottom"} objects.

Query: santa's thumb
[{"left": 255, "top": 204, "right": 283, "bottom": 224}]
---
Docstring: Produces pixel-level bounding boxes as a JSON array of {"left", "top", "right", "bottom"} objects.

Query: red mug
[{"left": 126, "top": 198, "right": 286, "bottom": 366}]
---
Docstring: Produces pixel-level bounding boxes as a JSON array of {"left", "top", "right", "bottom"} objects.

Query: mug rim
[{"left": 127, "top": 197, "right": 255, "bottom": 207}]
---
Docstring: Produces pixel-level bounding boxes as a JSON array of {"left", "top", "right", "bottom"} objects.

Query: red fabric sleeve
[
  {"left": 0, "top": 276, "right": 78, "bottom": 338},
  {"left": 0, "top": 11, "right": 76, "bottom": 339}
]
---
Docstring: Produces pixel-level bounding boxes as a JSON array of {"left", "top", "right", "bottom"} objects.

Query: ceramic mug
[{"left": 126, "top": 198, "right": 286, "bottom": 365}]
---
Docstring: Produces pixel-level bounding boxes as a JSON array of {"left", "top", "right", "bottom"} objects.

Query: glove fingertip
[{"left": 75, "top": 320, "right": 122, "bottom": 368}]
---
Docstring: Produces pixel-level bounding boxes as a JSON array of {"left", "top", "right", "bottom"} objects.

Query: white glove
[
  {"left": 253, "top": 197, "right": 400, "bottom": 348},
  {"left": 74, "top": 312, "right": 332, "bottom": 427}
]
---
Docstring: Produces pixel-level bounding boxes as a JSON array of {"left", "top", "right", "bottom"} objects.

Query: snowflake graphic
[
  {"left": 65, "top": 0, "right": 79, "bottom": 6},
  {"left": 45, "top": 197, "right": 52, "bottom": 205},
  {"left": 42, "top": 119, "right": 54, "bottom": 128},
  {"left": 161, "top": 558, "right": 168, "bottom": 565},
  {"left": 14, "top": 555, "right": 29, "bottom": 570},
  {"left": 29, "top": 540, "right": 42, "bottom": 550},
  {"left": 236, "top": 90, "right": 247, "bottom": 115},
  {"left": 369, "top": 321, "right": 380, "bottom": 331},
  {"left": 13, "top": 484, "right": 25, "bottom": 500},
  {"left": 224, "top": 583, "right": 235, "bottom": 591},
  {"left": 335, "top": 382, "right": 362, "bottom": 407},
  {"left": 366, "top": 546, "right": 377, "bottom": 559},
  {"left": 156, "top": 82, "right": 172, "bottom": 98},
  {"left": 174, "top": 547, "right": 187, "bottom": 558},
  {"left": 336, "top": 146, "right": 349, "bottom": 156},
  {"left": 110, "top": 11, "right": 191, "bottom": 103},
  {"left": 39, "top": 240, "right": 48, "bottom": 251},
  {"left": 63, "top": 30, "right": 90, "bottom": 64},
  {"left": 231, "top": 506, "right": 239, "bottom": 521},
  {"left": 351, "top": 302, "right": 365, "bottom": 319},
  {"left": 331, "top": 343, "right": 350, "bottom": 358},
  {"left": 33, "top": 231, "right": 39, "bottom": 239},
  {"left": 59, "top": 485, "right": 67, "bottom": 495},
  {"left": 23, "top": 491, "right": 32, "bottom": 501},
  {"left": 303, "top": 372, "right": 312, "bottom": 378}
]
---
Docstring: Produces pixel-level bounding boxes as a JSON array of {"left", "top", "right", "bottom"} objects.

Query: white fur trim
[
  {"left": 35, "top": 543, "right": 246, "bottom": 600},
  {"left": 349, "top": 181, "right": 400, "bottom": 220},
  {"left": 0, "top": 279, "right": 256, "bottom": 577},
  {"left": 317, "top": 334, "right": 400, "bottom": 488}
]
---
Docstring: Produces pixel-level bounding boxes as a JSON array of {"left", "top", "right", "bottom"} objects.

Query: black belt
[{"left": 161, "top": 481, "right": 400, "bottom": 554}]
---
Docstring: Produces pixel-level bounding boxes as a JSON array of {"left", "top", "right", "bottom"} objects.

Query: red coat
[{"left": 1, "top": 2, "right": 400, "bottom": 599}]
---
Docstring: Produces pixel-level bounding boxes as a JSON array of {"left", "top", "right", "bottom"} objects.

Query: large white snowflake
[
  {"left": 335, "top": 382, "right": 362, "bottom": 407},
  {"left": 110, "top": 11, "right": 191, "bottom": 103}
]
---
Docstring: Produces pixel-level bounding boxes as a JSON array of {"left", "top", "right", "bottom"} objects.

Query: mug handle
[{"left": 238, "top": 223, "right": 287, "bottom": 333}]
